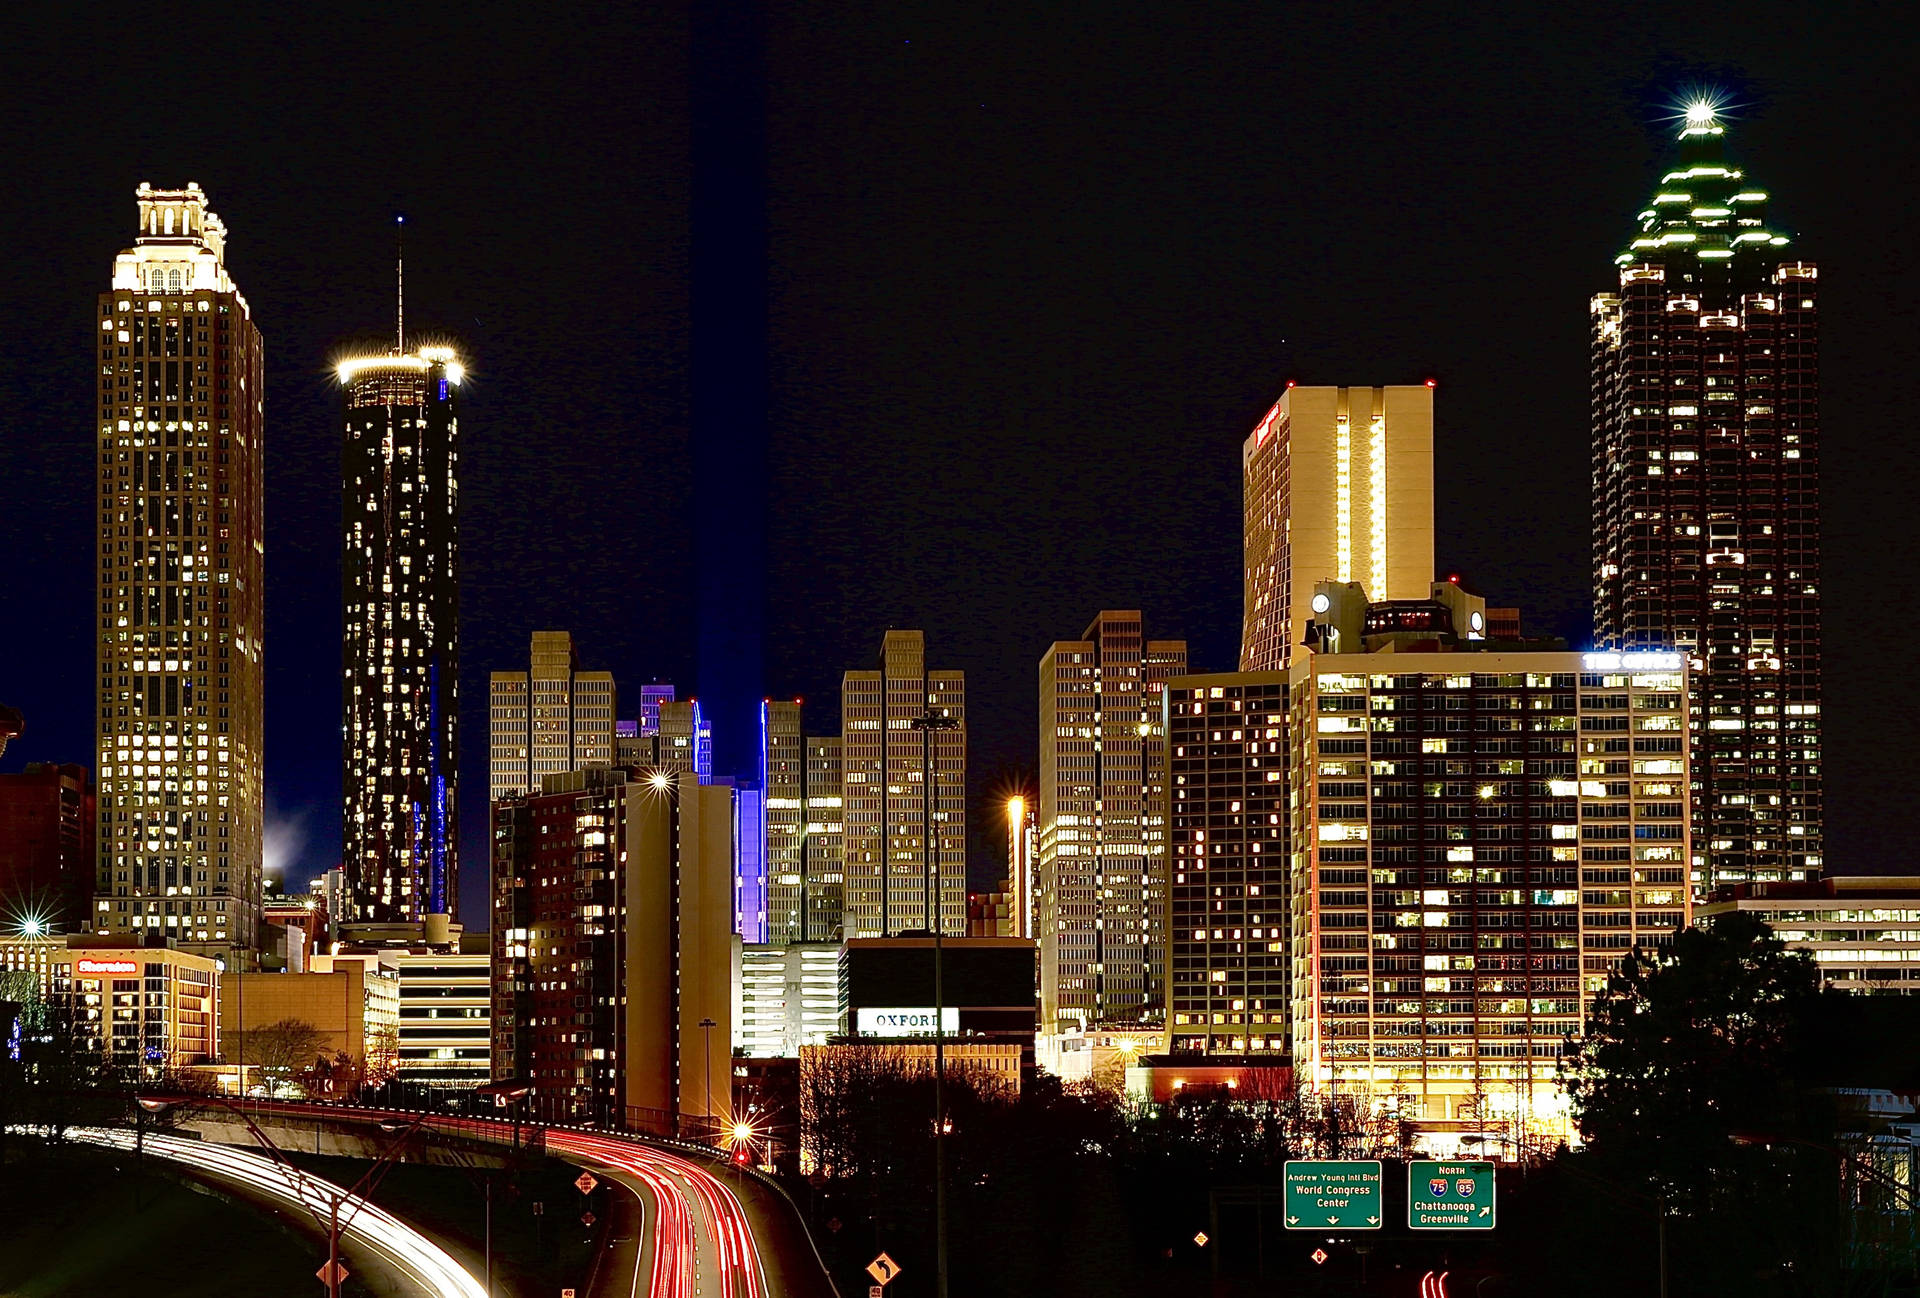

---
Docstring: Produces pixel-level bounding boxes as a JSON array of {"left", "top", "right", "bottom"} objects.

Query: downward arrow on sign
[
  {"left": 1368, "top": 1217, "right": 1379, "bottom": 1225},
  {"left": 1327, "top": 1216, "right": 1340, "bottom": 1224},
  {"left": 1286, "top": 1216, "right": 1299, "bottom": 1225}
]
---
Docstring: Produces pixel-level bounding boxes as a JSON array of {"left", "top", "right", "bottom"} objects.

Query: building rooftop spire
[{"left": 1614, "top": 109, "right": 1793, "bottom": 267}]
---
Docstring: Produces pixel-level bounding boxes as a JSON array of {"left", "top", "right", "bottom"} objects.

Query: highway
[
  {"left": 160, "top": 1100, "right": 803, "bottom": 1298},
  {"left": 549, "top": 1128, "right": 768, "bottom": 1298},
  {"left": 71, "top": 1126, "right": 488, "bottom": 1298}
]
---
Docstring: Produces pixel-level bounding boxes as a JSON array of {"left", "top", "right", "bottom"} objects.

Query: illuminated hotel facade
[
  {"left": 1240, "top": 384, "right": 1434, "bottom": 672},
  {"left": 841, "top": 631, "right": 966, "bottom": 938},
  {"left": 93, "top": 183, "right": 265, "bottom": 957},
  {"left": 1592, "top": 106, "right": 1820, "bottom": 892},
  {"left": 1283, "top": 582, "right": 1690, "bottom": 1130},
  {"left": 339, "top": 340, "right": 463, "bottom": 922},
  {"left": 1038, "top": 612, "right": 1185, "bottom": 1030}
]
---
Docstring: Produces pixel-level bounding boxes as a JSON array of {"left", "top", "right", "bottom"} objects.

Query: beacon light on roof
[
  {"left": 1582, "top": 651, "right": 1683, "bottom": 672},
  {"left": 336, "top": 354, "right": 430, "bottom": 383}
]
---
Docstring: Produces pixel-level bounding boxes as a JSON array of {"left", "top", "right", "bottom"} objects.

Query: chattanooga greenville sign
[{"left": 855, "top": 1007, "right": 960, "bottom": 1038}]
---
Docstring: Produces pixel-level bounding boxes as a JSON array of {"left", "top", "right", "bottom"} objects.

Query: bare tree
[{"left": 221, "top": 1018, "right": 329, "bottom": 1098}]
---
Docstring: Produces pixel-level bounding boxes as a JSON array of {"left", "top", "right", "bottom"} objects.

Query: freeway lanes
[
  {"left": 71, "top": 1127, "right": 487, "bottom": 1298},
  {"left": 550, "top": 1129, "right": 767, "bottom": 1298}
]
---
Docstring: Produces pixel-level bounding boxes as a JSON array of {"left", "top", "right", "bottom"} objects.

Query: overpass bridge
[{"left": 161, "top": 1098, "right": 835, "bottom": 1298}]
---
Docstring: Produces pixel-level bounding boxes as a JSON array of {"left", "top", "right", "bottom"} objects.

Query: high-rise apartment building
[
  {"left": 1240, "top": 384, "right": 1435, "bottom": 672},
  {"left": 1592, "top": 105, "right": 1820, "bottom": 891},
  {"left": 1165, "top": 673, "right": 1293, "bottom": 1058},
  {"left": 338, "top": 325, "right": 463, "bottom": 923},
  {"left": 1037, "top": 612, "right": 1186, "bottom": 1030},
  {"left": 0, "top": 762, "right": 96, "bottom": 934},
  {"left": 491, "top": 768, "right": 734, "bottom": 1129},
  {"left": 841, "top": 631, "right": 966, "bottom": 937},
  {"left": 1284, "top": 580, "right": 1690, "bottom": 1130},
  {"left": 94, "top": 183, "right": 265, "bottom": 956},
  {"left": 488, "top": 631, "right": 616, "bottom": 804}
]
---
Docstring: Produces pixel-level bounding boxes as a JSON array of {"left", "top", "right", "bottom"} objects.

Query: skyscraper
[
  {"left": 1592, "top": 104, "right": 1820, "bottom": 891},
  {"left": 488, "top": 631, "right": 616, "bottom": 804},
  {"left": 337, "top": 284, "right": 463, "bottom": 922},
  {"left": 94, "top": 183, "right": 264, "bottom": 956},
  {"left": 491, "top": 767, "right": 734, "bottom": 1128},
  {"left": 1164, "top": 672, "right": 1292, "bottom": 1058},
  {"left": 1037, "top": 611, "right": 1185, "bottom": 1031},
  {"left": 841, "top": 631, "right": 966, "bottom": 937},
  {"left": 1240, "top": 384, "right": 1435, "bottom": 671},
  {"left": 802, "top": 735, "right": 846, "bottom": 941}
]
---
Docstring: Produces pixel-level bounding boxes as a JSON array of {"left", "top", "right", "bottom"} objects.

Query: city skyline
[{"left": 3, "top": 11, "right": 1911, "bottom": 929}]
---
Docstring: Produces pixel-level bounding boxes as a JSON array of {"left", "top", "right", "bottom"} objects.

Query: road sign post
[
  {"left": 1283, "top": 1160, "right": 1384, "bottom": 1230},
  {"left": 1408, "top": 1160, "right": 1496, "bottom": 1230},
  {"left": 867, "top": 1252, "right": 902, "bottom": 1286}
]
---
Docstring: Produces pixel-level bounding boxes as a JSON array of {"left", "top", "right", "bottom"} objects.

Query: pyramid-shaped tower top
[{"left": 1614, "top": 103, "right": 1794, "bottom": 267}]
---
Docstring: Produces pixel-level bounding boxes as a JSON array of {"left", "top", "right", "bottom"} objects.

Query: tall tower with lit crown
[
  {"left": 1592, "top": 103, "right": 1821, "bottom": 893},
  {"left": 339, "top": 230, "right": 464, "bottom": 922},
  {"left": 95, "top": 183, "right": 265, "bottom": 956}
]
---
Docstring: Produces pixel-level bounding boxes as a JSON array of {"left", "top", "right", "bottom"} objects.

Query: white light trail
[{"left": 73, "top": 1128, "right": 486, "bottom": 1298}]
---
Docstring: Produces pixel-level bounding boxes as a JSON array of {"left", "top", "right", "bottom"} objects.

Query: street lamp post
[
  {"left": 698, "top": 1016, "right": 718, "bottom": 1141},
  {"left": 909, "top": 708, "right": 959, "bottom": 1298},
  {"left": 135, "top": 1095, "right": 422, "bottom": 1298}
]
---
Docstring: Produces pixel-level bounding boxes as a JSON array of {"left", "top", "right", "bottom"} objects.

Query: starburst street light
[{"left": 1685, "top": 101, "right": 1717, "bottom": 127}]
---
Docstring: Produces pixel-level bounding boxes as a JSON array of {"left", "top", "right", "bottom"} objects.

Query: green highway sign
[
  {"left": 1283, "top": 1160, "right": 1383, "bottom": 1230},
  {"left": 1408, "top": 1160, "right": 1496, "bottom": 1230}
]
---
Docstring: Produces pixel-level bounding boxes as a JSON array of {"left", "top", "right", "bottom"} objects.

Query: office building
[
  {"left": 735, "top": 783, "right": 767, "bottom": 943},
  {"left": 95, "top": 182, "right": 265, "bottom": 957},
  {"left": 0, "top": 762, "right": 95, "bottom": 934},
  {"left": 338, "top": 315, "right": 462, "bottom": 922},
  {"left": 841, "top": 631, "right": 966, "bottom": 938},
  {"left": 488, "top": 631, "right": 616, "bottom": 803},
  {"left": 1038, "top": 611, "right": 1185, "bottom": 1030},
  {"left": 1699, "top": 877, "right": 1920, "bottom": 995},
  {"left": 1240, "top": 384, "right": 1435, "bottom": 672},
  {"left": 1282, "top": 580, "right": 1691, "bottom": 1131},
  {"left": 1592, "top": 104, "right": 1820, "bottom": 890},
  {"left": 968, "top": 889, "right": 1015, "bottom": 937},
  {"left": 223, "top": 953, "right": 402, "bottom": 1084},
  {"left": 735, "top": 941, "right": 841, "bottom": 1058},
  {"left": 492, "top": 768, "right": 733, "bottom": 1130},
  {"left": 760, "top": 701, "right": 806, "bottom": 945},
  {"left": 802, "top": 736, "right": 846, "bottom": 941},
  {"left": 841, "top": 935, "right": 1039, "bottom": 1069},
  {"left": 760, "top": 703, "right": 846, "bottom": 945}
]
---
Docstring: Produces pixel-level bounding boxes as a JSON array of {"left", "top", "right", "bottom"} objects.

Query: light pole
[
  {"left": 137, "top": 1095, "right": 422, "bottom": 1298},
  {"left": 698, "top": 1016, "right": 718, "bottom": 1141},
  {"left": 909, "top": 708, "right": 959, "bottom": 1298}
]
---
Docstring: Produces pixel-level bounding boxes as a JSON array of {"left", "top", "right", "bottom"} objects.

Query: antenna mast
[{"left": 395, "top": 214, "right": 405, "bottom": 353}]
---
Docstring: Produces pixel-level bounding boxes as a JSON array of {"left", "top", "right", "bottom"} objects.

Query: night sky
[{"left": 3, "top": 4, "right": 1914, "bottom": 925}]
